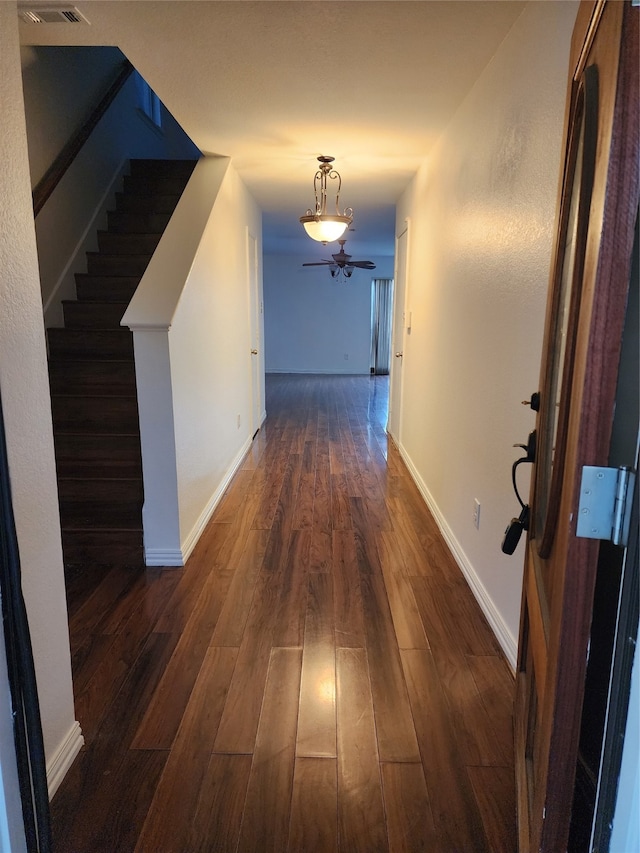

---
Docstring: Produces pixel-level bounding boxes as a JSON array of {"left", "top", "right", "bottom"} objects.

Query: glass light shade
[{"left": 300, "top": 215, "right": 351, "bottom": 244}]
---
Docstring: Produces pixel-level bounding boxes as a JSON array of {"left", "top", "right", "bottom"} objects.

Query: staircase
[{"left": 48, "top": 158, "right": 197, "bottom": 569}]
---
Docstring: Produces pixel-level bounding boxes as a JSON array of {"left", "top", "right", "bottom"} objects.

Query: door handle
[
  {"left": 395, "top": 352, "right": 403, "bottom": 358},
  {"left": 251, "top": 349, "right": 258, "bottom": 355},
  {"left": 501, "top": 430, "right": 536, "bottom": 555}
]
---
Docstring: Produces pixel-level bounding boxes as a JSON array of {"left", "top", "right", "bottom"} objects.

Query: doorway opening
[{"left": 370, "top": 277, "right": 394, "bottom": 376}]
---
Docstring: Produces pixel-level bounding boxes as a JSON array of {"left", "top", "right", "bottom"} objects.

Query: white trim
[
  {"left": 43, "top": 158, "right": 128, "bottom": 323},
  {"left": 179, "top": 436, "right": 253, "bottom": 563},
  {"left": 46, "top": 721, "right": 84, "bottom": 799},
  {"left": 265, "top": 369, "right": 371, "bottom": 375},
  {"left": 146, "top": 436, "right": 254, "bottom": 568},
  {"left": 144, "top": 548, "right": 184, "bottom": 567},
  {"left": 399, "top": 442, "right": 518, "bottom": 671}
]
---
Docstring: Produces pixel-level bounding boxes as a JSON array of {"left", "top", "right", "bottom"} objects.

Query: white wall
[
  {"left": 123, "top": 158, "right": 263, "bottom": 564},
  {"left": 264, "top": 252, "right": 394, "bottom": 373},
  {"left": 0, "top": 1, "right": 80, "bottom": 804},
  {"left": 171, "top": 165, "right": 262, "bottom": 552},
  {"left": 21, "top": 45, "right": 200, "bottom": 326},
  {"left": 396, "top": 1, "right": 577, "bottom": 664}
]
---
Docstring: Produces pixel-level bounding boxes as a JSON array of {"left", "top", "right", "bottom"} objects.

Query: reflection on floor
[{"left": 53, "top": 373, "right": 516, "bottom": 852}]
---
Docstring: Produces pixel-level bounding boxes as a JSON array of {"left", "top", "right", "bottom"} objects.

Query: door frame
[
  {"left": 246, "top": 228, "right": 263, "bottom": 437},
  {"left": 388, "top": 220, "right": 410, "bottom": 444}
]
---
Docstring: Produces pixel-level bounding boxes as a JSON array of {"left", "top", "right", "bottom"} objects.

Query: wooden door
[
  {"left": 514, "top": 2, "right": 638, "bottom": 850},
  {"left": 388, "top": 223, "right": 409, "bottom": 444}
]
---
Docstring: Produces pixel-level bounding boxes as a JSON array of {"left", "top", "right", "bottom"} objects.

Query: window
[{"left": 134, "top": 71, "right": 162, "bottom": 129}]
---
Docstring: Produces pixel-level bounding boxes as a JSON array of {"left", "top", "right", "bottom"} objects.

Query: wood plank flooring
[{"left": 52, "top": 373, "right": 516, "bottom": 852}]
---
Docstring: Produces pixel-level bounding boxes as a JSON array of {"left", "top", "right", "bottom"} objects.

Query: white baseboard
[
  {"left": 145, "top": 548, "right": 184, "bottom": 567},
  {"left": 265, "top": 368, "right": 370, "bottom": 375},
  {"left": 178, "top": 436, "right": 253, "bottom": 565},
  {"left": 47, "top": 721, "right": 84, "bottom": 799},
  {"left": 398, "top": 443, "right": 518, "bottom": 671}
]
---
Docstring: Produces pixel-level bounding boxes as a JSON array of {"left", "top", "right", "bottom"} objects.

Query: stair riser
[
  {"left": 61, "top": 530, "right": 144, "bottom": 567},
  {"left": 115, "top": 193, "right": 182, "bottom": 214},
  {"left": 49, "top": 361, "right": 136, "bottom": 396},
  {"left": 97, "top": 231, "right": 162, "bottom": 255},
  {"left": 75, "top": 275, "right": 140, "bottom": 304},
  {"left": 129, "top": 159, "right": 198, "bottom": 179},
  {"left": 86, "top": 253, "right": 151, "bottom": 277},
  {"left": 58, "top": 478, "right": 143, "bottom": 502},
  {"left": 60, "top": 503, "right": 143, "bottom": 529},
  {"left": 48, "top": 329, "right": 134, "bottom": 360},
  {"left": 107, "top": 211, "right": 172, "bottom": 234},
  {"left": 123, "top": 175, "right": 192, "bottom": 196},
  {"left": 54, "top": 434, "right": 142, "bottom": 479},
  {"left": 51, "top": 396, "right": 139, "bottom": 434},
  {"left": 63, "top": 302, "right": 129, "bottom": 329}
]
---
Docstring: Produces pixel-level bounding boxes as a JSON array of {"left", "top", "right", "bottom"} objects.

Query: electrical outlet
[
  {"left": 344, "top": 353, "right": 349, "bottom": 360},
  {"left": 473, "top": 499, "right": 481, "bottom": 529},
  {"left": 237, "top": 414, "right": 241, "bottom": 429}
]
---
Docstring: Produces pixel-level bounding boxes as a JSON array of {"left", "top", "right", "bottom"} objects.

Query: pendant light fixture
[{"left": 299, "top": 155, "right": 353, "bottom": 244}]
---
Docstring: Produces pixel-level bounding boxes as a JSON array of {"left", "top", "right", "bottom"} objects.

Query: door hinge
[{"left": 576, "top": 466, "right": 636, "bottom": 546}]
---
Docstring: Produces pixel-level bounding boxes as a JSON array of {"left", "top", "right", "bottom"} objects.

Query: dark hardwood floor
[{"left": 52, "top": 373, "right": 516, "bottom": 852}]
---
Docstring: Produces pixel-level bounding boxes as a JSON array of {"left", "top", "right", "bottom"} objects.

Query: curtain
[{"left": 370, "top": 278, "right": 394, "bottom": 375}]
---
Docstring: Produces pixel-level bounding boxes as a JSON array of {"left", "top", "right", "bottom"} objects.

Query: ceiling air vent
[{"left": 19, "top": 7, "right": 90, "bottom": 24}]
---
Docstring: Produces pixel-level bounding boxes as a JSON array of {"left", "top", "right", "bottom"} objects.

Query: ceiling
[{"left": 18, "top": 1, "right": 527, "bottom": 256}]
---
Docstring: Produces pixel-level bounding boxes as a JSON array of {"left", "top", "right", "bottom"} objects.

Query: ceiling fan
[{"left": 302, "top": 239, "right": 376, "bottom": 279}]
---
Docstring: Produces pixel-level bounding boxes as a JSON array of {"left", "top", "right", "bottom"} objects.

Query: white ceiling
[{"left": 19, "top": 1, "right": 527, "bottom": 256}]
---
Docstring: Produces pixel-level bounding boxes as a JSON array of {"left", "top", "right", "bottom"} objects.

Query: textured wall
[
  {"left": 396, "top": 1, "right": 578, "bottom": 660},
  {"left": 0, "top": 0, "right": 77, "bottom": 794}
]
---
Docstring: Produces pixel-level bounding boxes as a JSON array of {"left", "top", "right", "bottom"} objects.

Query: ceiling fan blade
[
  {"left": 302, "top": 261, "right": 333, "bottom": 266},
  {"left": 351, "top": 261, "right": 376, "bottom": 269}
]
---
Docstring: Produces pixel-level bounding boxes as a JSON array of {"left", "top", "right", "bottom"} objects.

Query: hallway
[{"left": 52, "top": 373, "right": 516, "bottom": 852}]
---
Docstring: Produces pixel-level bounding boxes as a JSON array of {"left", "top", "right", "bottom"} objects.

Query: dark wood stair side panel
[
  {"left": 62, "top": 300, "right": 130, "bottom": 329},
  {"left": 61, "top": 529, "right": 144, "bottom": 568},
  {"left": 51, "top": 395, "right": 139, "bottom": 434},
  {"left": 86, "top": 253, "right": 152, "bottom": 277},
  {"left": 54, "top": 434, "right": 142, "bottom": 479},
  {"left": 114, "top": 192, "right": 182, "bottom": 214},
  {"left": 49, "top": 359, "right": 137, "bottom": 396},
  {"left": 48, "top": 328, "right": 134, "bottom": 360},
  {"left": 97, "top": 231, "right": 162, "bottom": 256}
]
